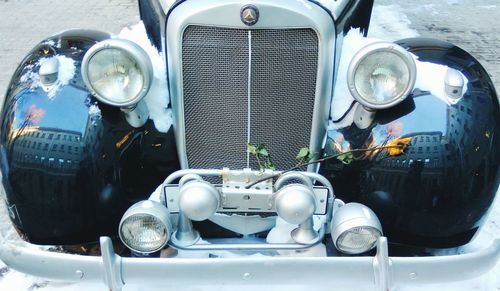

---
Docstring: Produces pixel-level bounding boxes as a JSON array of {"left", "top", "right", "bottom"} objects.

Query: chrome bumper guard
[{"left": 0, "top": 236, "right": 499, "bottom": 291}]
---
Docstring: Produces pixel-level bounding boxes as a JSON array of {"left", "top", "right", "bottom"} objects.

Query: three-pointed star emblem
[{"left": 240, "top": 5, "right": 259, "bottom": 26}]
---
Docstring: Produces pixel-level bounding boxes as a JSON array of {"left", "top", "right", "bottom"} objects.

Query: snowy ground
[{"left": 0, "top": 2, "right": 499, "bottom": 291}]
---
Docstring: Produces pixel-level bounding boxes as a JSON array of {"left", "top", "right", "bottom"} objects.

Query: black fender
[
  {"left": 0, "top": 30, "right": 180, "bottom": 244},
  {"left": 321, "top": 38, "right": 499, "bottom": 248}
]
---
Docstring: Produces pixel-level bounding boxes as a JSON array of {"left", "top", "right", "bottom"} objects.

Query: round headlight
[
  {"left": 347, "top": 42, "right": 416, "bottom": 109},
  {"left": 336, "top": 226, "right": 382, "bottom": 254},
  {"left": 119, "top": 200, "right": 171, "bottom": 254},
  {"left": 81, "top": 39, "right": 153, "bottom": 107},
  {"left": 330, "top": 203, "right": 382, "bottom": 254}
]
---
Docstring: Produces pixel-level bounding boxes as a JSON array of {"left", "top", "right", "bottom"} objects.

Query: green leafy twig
[
  {"left": 247, "top": 143, "right": 276, "bottom": 171},
  {"left": 295, "top": 147, "right": 318, "bottom": 165},
  {"left": 245, "top": 144, "right": 408, "bottom": 189}
]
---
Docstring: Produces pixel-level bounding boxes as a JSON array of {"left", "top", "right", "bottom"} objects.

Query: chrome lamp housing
[
  {"left": 81, "top": 38, "right": 153, "bottom": 107},
  {"left": 330, "top": 203, "right": 383, "bottom": 254},
  {"left": 347, "top": 41, "right": 417, "bottom": 110},
  {"left": 119, "top": 200, "right": 172, "bottom": 254}
]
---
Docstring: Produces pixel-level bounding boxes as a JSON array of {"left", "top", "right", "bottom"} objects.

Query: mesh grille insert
[{"left": 182, "top": 26, "right": 318, "bottom": 170}]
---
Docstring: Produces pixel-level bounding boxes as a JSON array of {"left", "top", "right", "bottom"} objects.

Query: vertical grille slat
[{"left": 182, "top": 26, "right": 319, "bottom": 170}]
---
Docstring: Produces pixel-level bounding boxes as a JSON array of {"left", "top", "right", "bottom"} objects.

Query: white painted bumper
[{"left": 0, "top": 236, "right": 499, "bottom": 291}]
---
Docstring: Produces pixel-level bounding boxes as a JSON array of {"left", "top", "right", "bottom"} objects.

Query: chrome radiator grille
[{"left": 182, "top": 25, "right": 318, "bottom": 170}]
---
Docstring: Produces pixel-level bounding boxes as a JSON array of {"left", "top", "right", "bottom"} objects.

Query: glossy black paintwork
[
  {"left": 334, "top": 0, "right": 374, "bottom": 36},
  {"left": 321, "top": 38, "right": 499, "bottom": 248},
  {"left": 0, "top": 30, "right": 180, "bottom": 244},
  {"left": 1, "top": 3, "right": 498, "bottom": 251}
]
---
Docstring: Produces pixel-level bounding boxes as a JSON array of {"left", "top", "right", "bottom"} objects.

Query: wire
[{"left": 331, "top": 101, "right": 356, "bottom": 123}]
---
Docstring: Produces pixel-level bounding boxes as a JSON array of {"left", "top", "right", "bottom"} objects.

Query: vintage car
[{"left": 0, "top": 0, "right": 499, "bottom": 290}]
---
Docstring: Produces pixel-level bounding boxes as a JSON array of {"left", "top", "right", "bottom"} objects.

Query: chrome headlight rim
[
  {"left": 333, "top": 224, "right": 382, "bottom": 255},
  {"left": 81, "top": 38, "right": 153, "bottom": 107},
  {"left": 347, "top": 41, "right": 417, "bottom": 110},
  {"left": 118, "top": 200, "right": 171, "bottom": 254}
]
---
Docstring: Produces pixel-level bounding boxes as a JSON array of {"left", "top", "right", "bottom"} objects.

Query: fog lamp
[
  {"left": 330, "top": 203, "right": 382, "bottom": 254},
  {"left": 179, "top": 179, "right": 220, "bottom": 221},
  {"left": 274, "top": 184, "right": 316, "bottom": 225},
  {"left": 274, "top": 173, "right": 318, "bottom": 244},
  {"left": 81, "top": 38, "right": 152, "bottom": 107},
  {"left": 119, "top": 200, "right": 171, "bottom": 254},
  {"left": 347, "top": 42, "right": 416, "bottom": 109}
]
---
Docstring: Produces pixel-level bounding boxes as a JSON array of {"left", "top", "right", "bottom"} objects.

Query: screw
[{"left": 75, "top": 270, "right": 84, "bottom": 279}]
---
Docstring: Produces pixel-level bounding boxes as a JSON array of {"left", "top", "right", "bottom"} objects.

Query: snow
[
  {"left": 118, "top": 22, "right": 172, "bottom": 133},
  {"left": 414, "top": 61, "right": 468, "bottom": 105},
  {"left": 479, "top": 5, "right": 497, "bottom": 9},
  {"left": 368, "top": 5, "right": 419, "bottom": 41},
  {"left": 1, "top": 3, "right": 499, "bottom": 291},
  {"left": 19, "top": 55, "right": 76, "bottom": 100},
  {"left": 88, "top": 103, "right": 101, "bottom": 117}
]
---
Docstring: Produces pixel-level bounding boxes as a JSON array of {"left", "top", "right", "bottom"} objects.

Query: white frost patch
[
  {"left": 118, "top": 22, "right": 172, "bottom": 132},
  {"left": 41, "top": 39, "right": 62, "bottom": 49},
  {"left": 88, "top": 103, "right": 102, "bottom": 126},
  {"left": 368, "top": 5, "right": 419, "bottom": 41},
  {"left": 414, "top": 60, "right": 468, "bottom": 105},
  {"left": 88, "top": 104, "right": 101, "bottom": 117},
  {"left": 479, "top": 5, "right": 497, "bottom": 9},
  {"left": 41, "top": 39, "right": 56, "bottom": 47},
  {"left": 19, "top": 55, "right": 76, "bottom": 99},
  {"left": 421, "top": 4, "right": 440, "bottom": 16}
]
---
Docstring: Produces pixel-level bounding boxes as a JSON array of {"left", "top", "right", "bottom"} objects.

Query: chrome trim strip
[
  {"left": 246, "top": 30, "right": 252, "bottom": 168},
  {"left": 166, "top": 0, "right": 336, "bottom": 170}
]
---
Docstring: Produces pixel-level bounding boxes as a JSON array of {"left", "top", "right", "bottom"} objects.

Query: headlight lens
[
  {"left": 82, "top": 39, "right": 152, "bottom": 107},
  {"left": 336, "top": 226, "right": 382, "bottom": 254},
  {"left": 347, "top": 42, "right": 416, "bottom": 109},
  {"left": 119, "top": 201, "right": 171, "bottom": 254}
]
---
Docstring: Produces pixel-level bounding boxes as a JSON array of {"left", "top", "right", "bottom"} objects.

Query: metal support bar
[
  {"left": 100, "top": 237, "right": 124, "bottom": 291},
  {"left": 170, "top": 226, "right": 326, "bottom": 251},
  {"left": 163, "top": 169, "right": 336, "bottom": 225},
  {"left": 373, "top": 237, "right": 393, "bottom": 291}
]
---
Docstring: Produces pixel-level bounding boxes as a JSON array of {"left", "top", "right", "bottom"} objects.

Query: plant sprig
[
  {"left": 245, "top": 142, "right": 411, "bottom": 189},
  {"left": 247, "top": 143, "right": 276, "bottom": 171},
  {"left": 295, "top": 147, "right": 318, "bottom": 165}
]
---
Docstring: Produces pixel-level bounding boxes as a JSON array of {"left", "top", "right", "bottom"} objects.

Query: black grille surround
[{"left": 182, "top": 26, "right": 319, "bottom": 170}]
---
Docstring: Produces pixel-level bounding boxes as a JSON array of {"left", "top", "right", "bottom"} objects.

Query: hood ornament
[{"left": 241, "top": 5, "right": 259, "bottom": 26}]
